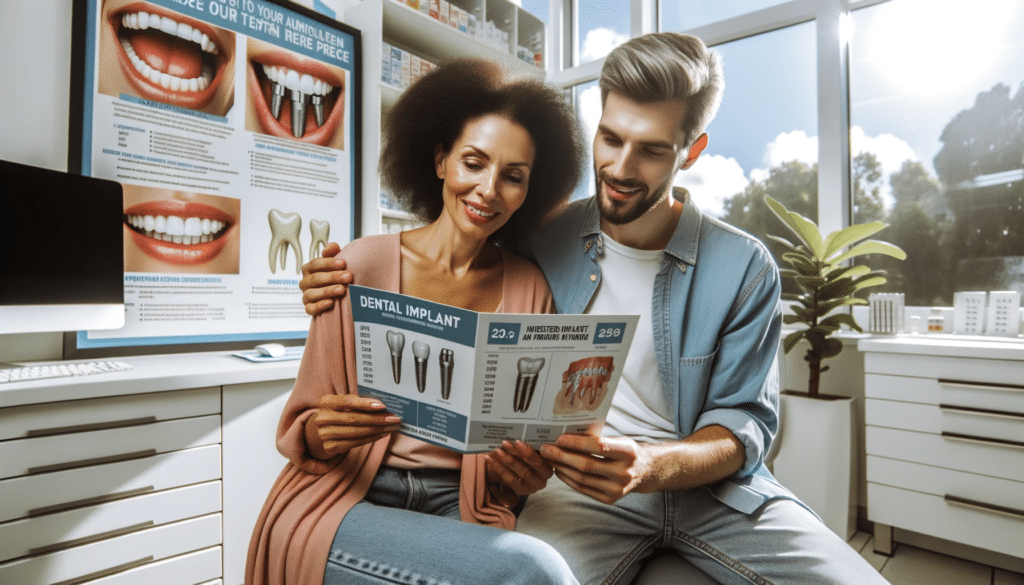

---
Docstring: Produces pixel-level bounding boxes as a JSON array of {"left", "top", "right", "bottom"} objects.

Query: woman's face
[
  {"left": 244, "top": 38, "right": 347, "bottom": 149},
  {"left": 435, "top": 114, "right": 536, "bottom": 240},
  {"left": 99, "top": 0, "right": 236, "bottom": 116},
  {"left": 123, "top": 186, "right": 241, "bottom": 274}
]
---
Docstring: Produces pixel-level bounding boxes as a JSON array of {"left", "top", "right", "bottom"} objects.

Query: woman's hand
[
  {"left": 484, "top": 440, "right": 554, "bottom": 507},
  {"left": 305, "top": 394, "right": 402, "bottom": 460}
]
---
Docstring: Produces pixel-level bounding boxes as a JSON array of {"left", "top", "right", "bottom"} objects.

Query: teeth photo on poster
[{"left": 70, "top": 0, "right": 359, "bottom": 354}]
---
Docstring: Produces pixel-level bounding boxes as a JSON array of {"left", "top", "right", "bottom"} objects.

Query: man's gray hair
[{"left": 600, "top": 33, "right": 724, "bottom": 148}]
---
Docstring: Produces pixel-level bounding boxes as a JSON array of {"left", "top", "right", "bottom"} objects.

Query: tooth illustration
[
  {"left": 268, "top": 209, "right": 302, "bottom": 274},
  {"left": 439, "top": 348, "right": 454, "bottom": 400},
  {"left": 513, "top": 357, "right": 545, "bottom": 413},
  {"left": 412, "top": 341, "right": 430, "bottom": 393},
  {"left": 386, "top": 331, "right": 405, "bottom": 385},
  {"left": 290, "top": 89, "right": 308, "bottom": 138},
  {"left": 311, "top": 94, "right": 325, "bottom": 127},
  {"left": 309, "top": 219, "right": 330, "bottom": 261},
  {"left": 261, "top": 64, "right": 335, "bottom": 136},
  {"left": 553, "top": 357, "right": 614, "bottom": 416},
  {"left": 118, "top": 12, "right": 220, "bottom": 94},
  {"left": 270, "top": 81, "right": 286, "bottom": 118}
]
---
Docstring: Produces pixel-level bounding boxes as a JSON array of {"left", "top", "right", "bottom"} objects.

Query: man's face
[{"left": 592, "top": 91, "right": 690, "bottom": 225}]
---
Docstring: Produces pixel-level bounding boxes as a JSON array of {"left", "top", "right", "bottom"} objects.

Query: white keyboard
[{"left": 0, "top": 361, "right": 133, "bottom": 384}]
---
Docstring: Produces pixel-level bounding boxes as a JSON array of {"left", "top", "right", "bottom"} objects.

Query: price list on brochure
[{"left": 358, "top": 324, "right": 373, "bottom": 385}]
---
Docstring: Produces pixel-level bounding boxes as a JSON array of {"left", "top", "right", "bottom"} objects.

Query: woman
[{"left": 246, "top": 58, "right": 585, "bottom": 585}]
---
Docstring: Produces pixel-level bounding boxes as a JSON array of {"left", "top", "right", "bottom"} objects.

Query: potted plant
[{"left": 763, "top": 195, "right": 906, "bottom": 539}]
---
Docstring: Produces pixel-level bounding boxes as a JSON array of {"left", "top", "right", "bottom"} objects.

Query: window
[
  {"left": 575, "top": 0, "right": 630, "bottom": 65},
  {"left": 571, "top": 79, "right": 600, "bottom": 201},
  {"left": 686, "top": 22, "right": 817, "bottom": 273},
  {"left": 660, "top": 0, "right": 792, "bottom": 32},
  {"left": 850, "top": 0, "right": 1024, "bottom": 305}
]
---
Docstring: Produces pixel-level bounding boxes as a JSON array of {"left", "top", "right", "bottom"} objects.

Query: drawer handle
[
  {"left": 939, "top": 404, "right": 1024, "bottom": 421},
  {"left": 51, "top": 556, "right": 154, "bottom": 585},
  {"left": 28, "top": 520, "right": 155, "bottom": 556},
  {"left": 28, "top": 485, "right": 155, "bottom": 517},
  {"left": 941, "top": 431, "right": 1024, "bottom": 450},
  {"left": 938, "top": 379, "right": 1024, "bottom": 393},
  {"left": 945, "top": 495, "right": 1024, "bottom": 520},
  {"left": 27, "top": 449, "right": 157, "bottom": 476},
  {"left": 27, "top": 416, "right": 158, "bottom": 438}
]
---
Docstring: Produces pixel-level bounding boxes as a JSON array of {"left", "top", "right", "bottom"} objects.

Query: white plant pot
[{"left": 772, "top": 392, "right": 857, "bottom": 541}]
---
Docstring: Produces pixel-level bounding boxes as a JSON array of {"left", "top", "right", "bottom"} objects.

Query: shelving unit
[{"left": 344, "top": 0, "right": 546, "bottom": 235}]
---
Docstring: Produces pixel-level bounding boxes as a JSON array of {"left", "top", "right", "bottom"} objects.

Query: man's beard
[{"left": 595, "top": 169, "right": 673, "bottom": 225}]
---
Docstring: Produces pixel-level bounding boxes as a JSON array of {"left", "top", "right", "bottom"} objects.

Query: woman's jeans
[{"left": 323, "top": 465, "right": 578, "bottom": 585}]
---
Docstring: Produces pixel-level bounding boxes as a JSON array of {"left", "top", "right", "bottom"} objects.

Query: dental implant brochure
[
  {"left": 350, "top": 285, "right": 640, "bottom": 453},
  {"left": 71, "top": 0, "right": 358, "bottom": 351}
]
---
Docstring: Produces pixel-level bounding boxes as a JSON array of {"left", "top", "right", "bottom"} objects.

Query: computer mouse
[{"left": 254, "top": 343, "right": 286, "bottom": 358}]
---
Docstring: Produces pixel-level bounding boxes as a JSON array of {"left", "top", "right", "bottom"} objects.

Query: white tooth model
[
  {"left": 438, "top": 348, "right": 454, "bottom": 400},
  {"left": 412, "top": 341, "right": 430, "bottom": 393},
  {"left": 386, "top": 331, "right": 405, "bottom": 385},
  {"left": 268, "top": 209, "right": 303, "bottom": 274},
  {"left": 513, "top": 357, "right": 545, "bottom": 413},
  {"left": 309, "top": 219, "right": 330, "bottom": 262}
]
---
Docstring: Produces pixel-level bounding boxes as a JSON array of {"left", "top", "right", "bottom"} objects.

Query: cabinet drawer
[
  {"left": 865, "top": 373, "right": 1024, "bottom": 413},
  {"left": 0, "top": 480, "right": 221, "bottom": 563},
  {"left": 864, "top": 353, "right": 1024, "bottom": 386},
  {"left": 0, "top": 444, "right": 220, "bottom": 524},
  {"left": 0, "top": 415, "right": 220, "bottom": 481},
  {"left": 866, "top": 456, "right": 1023, "bottom": 514},
  {"left": 0, "top": 513, "right": 221, "bottom": 585},
  {"left": 868, "top": 482, "right": 1024, "bottom": 560},
  {"left": 866, "top": 426, "right": 1024, "bottom": 482},
  {"left": 866, "top": 398, "right": 1024, "bottom": 444},
  {"left": 0, "top": 387, "right": 220, "bottom": 442},
  {"left": 82, "top": 546, "right": 220, "bottom": 585}
]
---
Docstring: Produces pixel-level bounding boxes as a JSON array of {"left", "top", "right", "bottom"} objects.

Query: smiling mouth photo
[
  {"left": 106, "top": 2, "right": 233, "bottom": 112},
  {"left": 246, "top": 40, "right": 346, "bottom": 148},
  {"left": 123, "top": 195, "right": 239, "bottom": 272}
]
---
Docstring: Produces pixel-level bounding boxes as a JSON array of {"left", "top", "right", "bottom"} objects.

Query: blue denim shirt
[{"left": 525, "top": 192, "right": 796, "bottom": 514}]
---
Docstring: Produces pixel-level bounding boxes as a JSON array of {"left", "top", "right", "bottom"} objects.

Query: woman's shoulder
[
  {"left": 339, "top": 233, "right": 400, "bottom": 270},
  {"left": 499, "top": 248, "right": 554, "bottom": 313}
]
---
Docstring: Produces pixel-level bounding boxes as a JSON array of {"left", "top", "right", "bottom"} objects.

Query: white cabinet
[
  {"left": 343, "top": 0, "right": 546, "bottom": 236},
  {"left": 859, "top": 337, "right": 1024, "bottom": 563},
  {"left": 0, "top": 351, "right": 300, "bottom": 584}
]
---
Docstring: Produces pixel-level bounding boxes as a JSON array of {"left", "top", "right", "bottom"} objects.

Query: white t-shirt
[{"left": 586, "top": 234, "right": 676, "bottom": 442}]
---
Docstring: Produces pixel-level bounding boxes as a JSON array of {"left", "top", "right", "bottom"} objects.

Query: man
[{"left": 300, "top": 32, "right": 888, "bottom": 585}]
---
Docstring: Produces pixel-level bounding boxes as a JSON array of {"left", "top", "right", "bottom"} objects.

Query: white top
[{"left": 586, "top": 233, "right": 676, "bottom": 442}]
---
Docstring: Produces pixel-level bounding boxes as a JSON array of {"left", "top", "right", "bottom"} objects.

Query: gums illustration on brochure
[{"left": 349, "top": 285, "right": 640, "bottom": 453}]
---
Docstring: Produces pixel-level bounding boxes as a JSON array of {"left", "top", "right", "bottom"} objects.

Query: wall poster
[{"left": 67, "top": 0, "right": 360, "bottom": 357}]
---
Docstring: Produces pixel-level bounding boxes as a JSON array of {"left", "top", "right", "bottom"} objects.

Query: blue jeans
[
  {"left": 324, "top": 466, "right": 578, "bottom": 585},
  {"left": 516, "top": 476, "right": 890, "bottom": 585}
]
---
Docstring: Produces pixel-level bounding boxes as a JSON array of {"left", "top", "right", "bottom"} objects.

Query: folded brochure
[{"left": 350, "top": 285, "right": 639, "bottom": 453}]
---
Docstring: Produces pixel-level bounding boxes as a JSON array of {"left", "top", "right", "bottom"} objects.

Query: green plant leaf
[
  {"left": 822, "top": 222, "right": 887, "bottom": 261},
  {"left": 764, "top": 196, "right": 824, "bottom": 258},
  {"left": 783, "top": 314, "right": 804, "bottom": 325},
  {"left": 830, "top": 240, "right": 907, "bottom": 265},
  {"left": 781, "top": 292, "right": 804, "bottom": 302},
  {"left": 852, "top": 276, "right": 888, "bottom": 293},
  {"left": 823, "top": 264, "right": 871, "bottom": 280},
  {"left": 820, "top": 313, "right": 860, "bottom": 331},
  {"left": 816, "top": 278, "right": 858, "bottom": 302},
  {"left": 795, "top": 275, "right": 828, "bottom": 288},
  {"left": 820, "top": 338, "right": 844, "bottom": 359},
  {"left": 782, "top": 254, "right": 820, "bottom": 277},
  {"left": 765, "top": 234, "right": 799, "bottom": 253},
  {"left": 783, "top": 330, "right": 805, "bottom": 354}
]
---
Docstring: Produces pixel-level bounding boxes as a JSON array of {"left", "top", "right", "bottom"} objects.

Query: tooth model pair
[
  {"left": 513, "top": 357, "right": 545, "bottom": 413},
  {"left": 268, "top": 211, "right": 330, "bottom": 274},
  {"left": 262, "top": 64, "right": 334, "bottom": 138},
  {"left": 385, "top": 332, "right": 454, "bottom": 399}
]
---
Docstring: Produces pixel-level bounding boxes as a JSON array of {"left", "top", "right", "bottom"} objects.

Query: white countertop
[
  {"left": 858, "top": 333, "right": 1024, "bottom": 361},
  {"left": 0, "top": 350, "right": 302, "bottom": 408}
]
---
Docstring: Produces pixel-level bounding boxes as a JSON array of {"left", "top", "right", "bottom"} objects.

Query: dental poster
[
  {"left": 69, "top": 0, "right": 359, "bottom": 352},
  {"left": 350, "top": 286, "right": 640, "bottom": 453}
]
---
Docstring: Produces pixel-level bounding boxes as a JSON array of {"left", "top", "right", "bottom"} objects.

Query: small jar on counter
[{"left": 927, "top": 308, "right": 945, "bottom": 333}]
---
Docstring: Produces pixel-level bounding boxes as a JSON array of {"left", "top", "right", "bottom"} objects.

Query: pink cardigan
[{"left": 246, "top": 233, "right": 555, "bottom": 585}]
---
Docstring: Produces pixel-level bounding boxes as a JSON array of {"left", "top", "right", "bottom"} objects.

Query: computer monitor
[{"left": 1, "top": 159, "right": 125, "bottom": 334}]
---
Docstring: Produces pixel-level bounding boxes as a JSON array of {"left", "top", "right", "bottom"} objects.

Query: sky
[{"left": 567, "top": 0, "right": 1024, "bottom": 218}]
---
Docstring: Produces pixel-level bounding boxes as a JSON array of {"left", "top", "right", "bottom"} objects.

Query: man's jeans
[
  {"left": 324, "top": 466, "right": 578, "bottom": 585},
  {"left": 516, "top": 475, "right": 891, "bottom": 585}
]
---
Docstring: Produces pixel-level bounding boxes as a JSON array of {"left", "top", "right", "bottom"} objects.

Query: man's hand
[
  {"left": 484, "top": 440, "right": 554, "bottom": 507},
  {"left": 299, "top": 241, "right": 352, "bottom": 316},
  {"left": 540, "top": 425, "right": 745, "bottom": 505},
  {"left": 540, "top": 434, "right": 654, "bottom": 505}
]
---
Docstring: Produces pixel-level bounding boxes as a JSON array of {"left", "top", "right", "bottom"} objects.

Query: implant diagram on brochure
[{"left": 385, "top": 331, "right": 456, "bottom": 400}]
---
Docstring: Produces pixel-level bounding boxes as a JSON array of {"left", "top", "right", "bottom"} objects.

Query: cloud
[
  {"left": 675, "top": 154, "right": 749, "bottom": 218},
  {"left": 850, "top": 126, "right": 918, "bottom": 178},
  {"left": 581, "top": 28, "right": 630, "bottom": 63}
]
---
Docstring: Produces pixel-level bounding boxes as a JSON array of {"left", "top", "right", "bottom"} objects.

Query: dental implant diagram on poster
[{"left": 349, "top": 285, "right": 639, "bottom": 453}]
